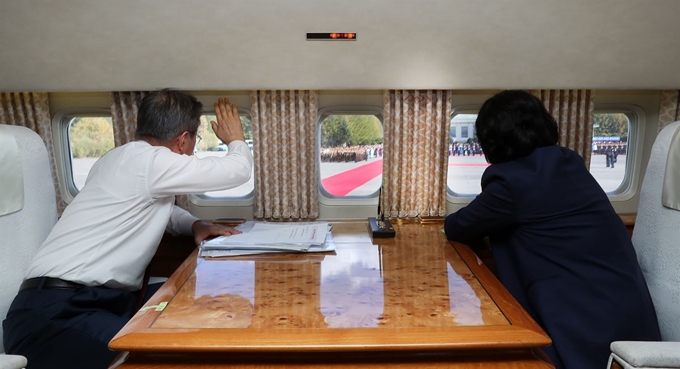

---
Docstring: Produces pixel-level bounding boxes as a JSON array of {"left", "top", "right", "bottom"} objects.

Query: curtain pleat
[
  {"left": 0, "top": 92, "right": 65, "bottom": 214},
  {"left": 658, "top": 90, "right": 680, "bottom": 133},
  {"left": 381, "top": 90, "right": 452, "bottom": 219},
  {"left": 532, "top": 90, "right": 595, "bottom": 168},
  {"left": 110, "top": 91, "right": 148, "bottom": 146},
  {"left": 250, "top": 90, "right": 318, "bottom": 219}
]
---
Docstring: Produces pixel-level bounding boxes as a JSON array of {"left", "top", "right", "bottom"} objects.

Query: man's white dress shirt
[{"left": 26, "top": 140, "right": 253, "bottom": 291}]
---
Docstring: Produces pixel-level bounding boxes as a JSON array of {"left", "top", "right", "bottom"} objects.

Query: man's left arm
[{"left": 167, "top": 205, "right": 240, "bottom": 245}]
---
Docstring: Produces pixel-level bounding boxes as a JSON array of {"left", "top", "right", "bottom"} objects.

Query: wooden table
[{"left": 109, "top": 222, "right": 553, "bottom": 368}]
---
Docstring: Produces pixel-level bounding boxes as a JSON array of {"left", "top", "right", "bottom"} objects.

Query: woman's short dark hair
[
  {"left": 136, "top": 89, "right": 203, "bottom": 142},
  {"left": 475, "top": 90, "right": 558, "bottom": 164}
]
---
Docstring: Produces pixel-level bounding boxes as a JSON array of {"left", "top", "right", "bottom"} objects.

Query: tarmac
[{"left": 72, "top": 153, "right": 625, "bottom": 199}]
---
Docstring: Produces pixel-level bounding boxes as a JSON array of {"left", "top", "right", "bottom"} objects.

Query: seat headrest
[
  {"left": 662, "top": 122, "right": 680, "bottom": 211},
  {"left": 0, "top": 124, "right": 24, "bottom": 216}
]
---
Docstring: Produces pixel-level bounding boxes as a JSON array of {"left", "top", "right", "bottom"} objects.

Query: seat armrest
[
  {"left": 0, "top": 354, "right": 27, "bottom": 369},
  {"left": 610, "top": 341, "right": 680, "bottom": 368}
]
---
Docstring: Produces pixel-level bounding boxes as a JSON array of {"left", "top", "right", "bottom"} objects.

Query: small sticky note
[{"left": 140, "top": 301, "right": 168, "bottom": 312}]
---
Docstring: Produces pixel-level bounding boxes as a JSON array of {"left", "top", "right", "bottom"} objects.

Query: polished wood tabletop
[{"left": 110, "top": 221, "right": 553, "bottom": 368}]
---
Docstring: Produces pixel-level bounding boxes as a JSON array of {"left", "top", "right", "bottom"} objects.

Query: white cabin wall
[
  {"left": 5, "top": 1, "right": 680, "bottom": 91},
  {"left": 49, "top": 92, "right": 111, "bottom": 112}
]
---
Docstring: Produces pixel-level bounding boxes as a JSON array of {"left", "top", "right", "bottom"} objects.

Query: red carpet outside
[
  {"left": 321, "top": 159, "right": 490, "bottom": 196},
  {"left": 322, "top": 159, "right": 383, "bottom": 196},
  {"left": 448, "top": 163, "right": 490, "bottom": 167}
]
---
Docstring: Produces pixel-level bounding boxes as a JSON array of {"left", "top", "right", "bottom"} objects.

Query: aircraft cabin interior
[{"left": 0, "top": 1, "right": 679, "bottom": 369}]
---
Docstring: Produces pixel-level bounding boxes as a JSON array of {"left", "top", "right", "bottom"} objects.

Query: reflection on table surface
[
  {"left": 152, "top": 222, "right": 508, "bottom": 330},
  {"left": 111, "top": 220, "right": 551, "bottom": 366}
]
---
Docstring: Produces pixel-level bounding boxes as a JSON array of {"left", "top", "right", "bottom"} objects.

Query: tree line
[
  {"left": 321, "top": 115, "right": 383, "bottom": 148},
  {"left": 593, "top": 113, "right": 628, "bottom": 142},
  {"left": 197, "top": 115, "right": 253, "bottom": 151},
  {"left": 69, "top": 117, "right": 114, "bottom": 158},
  {"left": 69, "top": 115, "right": 255, "bottom": 158}
]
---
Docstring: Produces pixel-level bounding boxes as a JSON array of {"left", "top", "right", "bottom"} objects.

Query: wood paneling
[{"left": 619, "top": 213, "right": 636, "bottom": 237}]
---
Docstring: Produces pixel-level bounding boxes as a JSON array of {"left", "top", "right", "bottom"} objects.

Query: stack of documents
[{"left": 199, "top": 221, "right": 335, "bottom": 258}]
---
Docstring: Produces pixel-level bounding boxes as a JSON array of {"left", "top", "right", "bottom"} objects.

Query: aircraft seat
[
  {"left": 608, "top": 121, "right": 680, "bottom": 368},
  {"left": 0, "top": 124, "right": 58, "bottom": 369}
]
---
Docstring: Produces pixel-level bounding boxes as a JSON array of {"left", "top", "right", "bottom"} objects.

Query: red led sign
[{"left": 307, "top": 33, "right": 357, "bottom": 41}]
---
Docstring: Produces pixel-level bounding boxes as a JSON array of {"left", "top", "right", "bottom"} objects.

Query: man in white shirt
[{"left": 2, "top": 89, "right": 253, "bottom": 369}]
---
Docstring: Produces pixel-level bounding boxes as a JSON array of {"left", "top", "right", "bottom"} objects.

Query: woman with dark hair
[{"left": 445, "top": 90, "right": 660, "bottom": 369}]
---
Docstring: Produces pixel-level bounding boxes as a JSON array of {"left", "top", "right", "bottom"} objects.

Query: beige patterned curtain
[
  {"left": 658, "top": 90, "right": 680, "bottom": 132},
  {"left": 381, "top": 90, "right": 452, "bottom": 219},
  {"left": 531, "top": 90, "right": 595, "bottom": 168},
  {"left": 0, "top": 92, "right": 66, "bottom": 214},
  {"left": 111, "top": 91, "right": 148, "bottom": 146},
  {"left": 250, "top": 90, "right": 319, "bottom": 219}
]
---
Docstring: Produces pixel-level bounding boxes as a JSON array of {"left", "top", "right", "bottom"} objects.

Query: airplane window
[
  {"left": 64, "top": 113, "right": 253, "bottom": 198},
  {"left": 447, "top": 111, "right": 633, "bottom": 197},
  {"left": 197, "top": 114, "right": 254, "bottom": 198},
  {"left": 67, "top": 115, "right": 114, "bottom": 191},
  {"left": 589, "top": 112, "right": 629, "bottom": 193},
  {"left": 446, "top": 113, "right": 486, "bottom": 195},
  {"left": 319, "top": 114, "right": 384, "bottom": 197}
]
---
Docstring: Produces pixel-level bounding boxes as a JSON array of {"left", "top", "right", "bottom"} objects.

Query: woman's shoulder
[
  {"left": 534, "top": 145, "right": 580, "bottom": 158},
  {"left": 484, "top": 146, "right": 567, "bottom": 172},
  {"left": 481, "top": 146, "right": 587, "bottom": 185}
]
